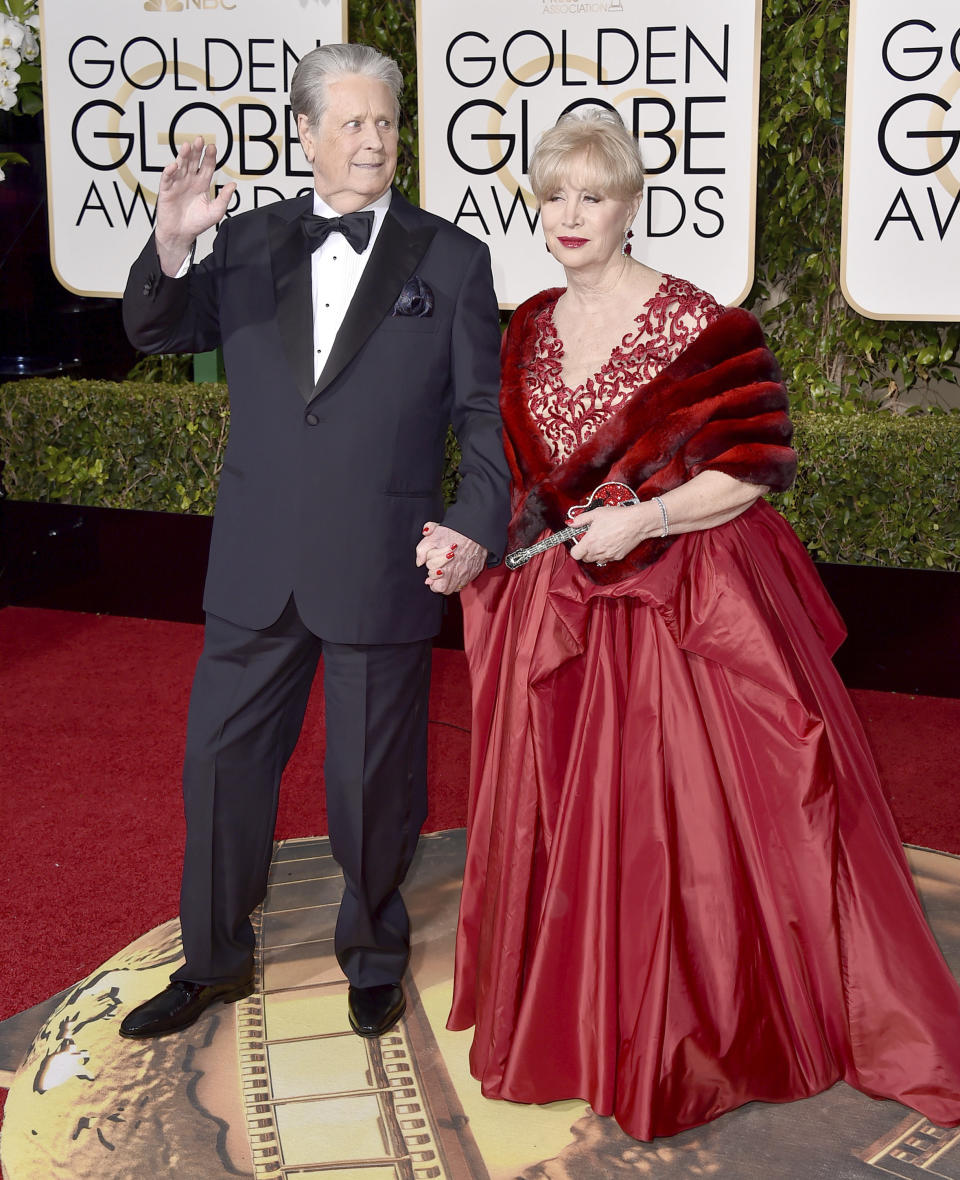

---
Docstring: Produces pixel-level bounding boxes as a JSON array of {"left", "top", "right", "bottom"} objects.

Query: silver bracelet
[{"left": 652, "top": 496, "right": 669, "bottom": 538}]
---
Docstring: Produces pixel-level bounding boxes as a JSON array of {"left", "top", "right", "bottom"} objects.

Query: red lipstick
[{"left": 557, "top": 236, "right": 589, "bottom": 248}]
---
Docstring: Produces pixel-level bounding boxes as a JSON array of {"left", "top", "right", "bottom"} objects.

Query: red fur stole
[{"left": 502, "top": 288, "right": 796, "bottom": 584}]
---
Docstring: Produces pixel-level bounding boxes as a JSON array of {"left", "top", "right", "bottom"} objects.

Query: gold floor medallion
[{"left": 5, "top": 837, "right": 960, "bottom": 1179}]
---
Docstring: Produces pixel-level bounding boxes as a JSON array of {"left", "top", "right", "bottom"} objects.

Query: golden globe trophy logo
[
  {"left": 417, "top": 0, "right": 762, "bottom": 308},
  {"left": 842, "top": 3, "right": 960, "bottom": 320},
  {"left": 39, "top": 0, "right": 345, "bottom": 297}
]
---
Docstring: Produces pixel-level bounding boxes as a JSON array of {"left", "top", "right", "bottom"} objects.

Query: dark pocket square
[{"left": 392, "top": 275, "right": 434, "bottom": 318}]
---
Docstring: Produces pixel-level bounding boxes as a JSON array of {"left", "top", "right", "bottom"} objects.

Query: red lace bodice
[{"left": 526, "top": 273, "right": 724, "bottom": 461}]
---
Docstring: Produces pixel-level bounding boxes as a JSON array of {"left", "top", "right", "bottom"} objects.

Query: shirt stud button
[{"left": 305, "top": 413, "right": 319, "bottom": 426}]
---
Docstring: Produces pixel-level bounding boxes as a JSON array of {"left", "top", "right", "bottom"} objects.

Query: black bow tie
[{"left": 301, "top": 210, "right": 374, "bottom": 255}]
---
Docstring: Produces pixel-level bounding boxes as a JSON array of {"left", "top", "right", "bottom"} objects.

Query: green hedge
[
  {"left": 0, "top": 379, "right": 228, "bottom": 514},
  {"left": 3, "top": 379, "right": 957, "bottom": 571},
  {"left": 770, "top": 413, "right": 960, "bottom": 570}
]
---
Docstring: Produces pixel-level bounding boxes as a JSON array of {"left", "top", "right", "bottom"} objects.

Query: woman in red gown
[{"left": 445, "top": 108, "right": 960, "bottom": 1141}]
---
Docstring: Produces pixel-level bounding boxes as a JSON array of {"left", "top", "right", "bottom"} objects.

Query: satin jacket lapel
[
  {"left": 269, "top": 196, "right": 315, "bottom": 404},
  {"left": 313, "top": 204, "right": 437, "bottom": 398}
]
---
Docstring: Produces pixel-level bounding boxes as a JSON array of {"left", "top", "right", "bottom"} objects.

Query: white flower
[
  {"left": 0, "top": 82, "right": 17, "bottom": 111},
  {"left": 20, "top": 25, "right": 36, "bottom": 61},
  {"left": 0, "top": 164, "right": 6, "bottom": 183},
  {"left": 0, "top": 44, "right": 20, "bottom": 69},
  {"left": 0, "top": 15, "right": 25, "bottom": 52}
]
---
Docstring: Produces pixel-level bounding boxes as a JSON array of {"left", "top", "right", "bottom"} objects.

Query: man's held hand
[{"left": 416, "top": 524, "right": 487, "bottom": 594}]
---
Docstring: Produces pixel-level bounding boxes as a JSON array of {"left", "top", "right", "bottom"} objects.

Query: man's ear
[{"left": 297, "top": 113, "right": 316, "bottom": 163}]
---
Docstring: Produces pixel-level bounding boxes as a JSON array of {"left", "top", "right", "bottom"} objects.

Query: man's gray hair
[{"left": 290, "top": 43, "right": 403, "bottom": 129}]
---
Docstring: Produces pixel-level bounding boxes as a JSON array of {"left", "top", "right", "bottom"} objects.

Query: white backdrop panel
[
  {"left": 417, "top": 0, "right": 761, "bottom": 308},
  {"left": 39, "top": 0, "right": 346, "bottom": 297},
  {"left": 842, "top": 3, "right": 960, "bottom": 321}
]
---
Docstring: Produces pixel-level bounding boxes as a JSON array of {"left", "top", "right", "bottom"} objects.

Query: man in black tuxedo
[{"left": 118, "top": 44, "right": 509, "bottom": 1040}]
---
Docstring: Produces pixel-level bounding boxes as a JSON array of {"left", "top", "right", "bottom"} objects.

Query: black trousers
[{"left": 171, "top": 596, "right": 432, "bottom": 989}]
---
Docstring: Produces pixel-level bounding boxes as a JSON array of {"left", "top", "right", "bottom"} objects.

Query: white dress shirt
[{"left": 310, "top": 189, "right": 392, "bottom": 384}]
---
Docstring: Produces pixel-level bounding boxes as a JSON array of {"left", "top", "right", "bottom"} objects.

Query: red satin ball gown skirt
[{"left": 447, "top": 498, "right": 960, "bottom": 1141}]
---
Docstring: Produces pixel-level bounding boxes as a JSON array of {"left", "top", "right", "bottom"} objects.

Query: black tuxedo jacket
[{"left": 123, "top": 189, "right": 510, "bottom": 643}]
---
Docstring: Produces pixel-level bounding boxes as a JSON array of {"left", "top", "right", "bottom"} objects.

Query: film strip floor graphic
[
  {"left": 3, "top": 835, "right": 960, "bottom": 1179},
  {"left": 236, "top": 839, "right": 483, "bottom": 1179},
  {"left": 866, "top": 1118, "right": 960, "bottom": 1178}
]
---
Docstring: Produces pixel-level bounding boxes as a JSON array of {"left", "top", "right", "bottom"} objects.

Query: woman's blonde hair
[{"left": 529, "top": 106, "right": 644, "bottom": 202}]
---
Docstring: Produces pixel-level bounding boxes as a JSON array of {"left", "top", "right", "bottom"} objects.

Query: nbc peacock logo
[{"left": 144, "top": 0, "right": 238, "bottom": 11}]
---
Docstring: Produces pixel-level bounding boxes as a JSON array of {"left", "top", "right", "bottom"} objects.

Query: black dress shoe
[
  {"left": 347, "top": 983, "right": 406, "bottom": 1038},
  {"left": 118, "top": 977, "right": 254, "bottom": 1039}
]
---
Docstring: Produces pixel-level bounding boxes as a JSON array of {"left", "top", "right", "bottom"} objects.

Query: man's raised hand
[{"left": 155, "top": 136, "right": 237, "bottom": 276}]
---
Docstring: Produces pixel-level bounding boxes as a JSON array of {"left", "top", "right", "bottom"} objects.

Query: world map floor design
[{"left": 3, "top": 832, "right": 960, "bottom": 1179}]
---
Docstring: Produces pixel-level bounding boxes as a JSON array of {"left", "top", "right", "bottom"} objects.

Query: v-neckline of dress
[{"left": 544, "top": 273, "right": 671, "bottom": 395}]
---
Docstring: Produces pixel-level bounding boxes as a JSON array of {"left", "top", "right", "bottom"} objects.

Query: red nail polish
[
  {"left": 450, "top": 543, "right": 458, "bottom": 551},
  {"left": 435, "top": 570, "right": 444, "bottom": 577},
  {"left": 422, "top": 526, "right": 430, "bottom": 535},
  {"left": 446, "top": 551, "right": 454, "bottom": 559}
]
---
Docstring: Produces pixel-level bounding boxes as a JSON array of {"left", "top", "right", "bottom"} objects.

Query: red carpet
[{"left": 1, "top": 605, "right": 958, "bottom": 1026}]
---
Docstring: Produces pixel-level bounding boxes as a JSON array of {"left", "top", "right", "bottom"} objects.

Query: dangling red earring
[{"left": 622, "top": 228, "right": 634, "bottom": 256}]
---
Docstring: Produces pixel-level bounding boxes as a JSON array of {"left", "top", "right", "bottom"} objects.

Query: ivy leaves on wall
[
  {"left": 347, "top": 0, "right": 959, "bottom": 410},
  {"left": 753, "top": 0, "right": 958, "bottom": 411},
  {"left": 348, "top": 0, "right": 419, "bottom": 202},
  {"left": 17, "top": 3, "right": 951, "bottom": 569}
]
